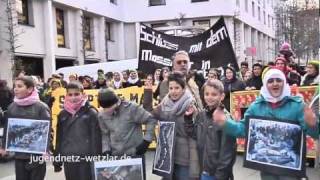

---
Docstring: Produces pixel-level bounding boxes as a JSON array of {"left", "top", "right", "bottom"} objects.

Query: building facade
[{"left": 0, "top": 0, "right": 276, "bottom": 84}]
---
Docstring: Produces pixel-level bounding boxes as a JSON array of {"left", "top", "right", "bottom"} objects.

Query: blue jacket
[{"left": 224, "top": 96, "right": 319, "bottom": 139}]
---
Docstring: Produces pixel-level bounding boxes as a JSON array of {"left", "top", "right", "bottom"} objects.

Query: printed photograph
[
  {"left": 5, "top": 118, "right": 50, "bottom": 154},
  {"left": 94, "top": 158, "right": 143, "bottom": 180},
  {"left": 246, "top": 118, "right": 303, "bottom": 170}
]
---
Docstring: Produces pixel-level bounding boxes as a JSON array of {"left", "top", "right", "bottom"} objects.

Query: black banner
[{"left": 138, "top": 17, "right": 238, "bottom": 76}]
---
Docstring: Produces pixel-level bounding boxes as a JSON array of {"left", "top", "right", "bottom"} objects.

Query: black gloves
[
  {"left": 53, "top": 164, "right": 62, "bottom": 172},
  {"left": 136, "top": 140, "right": 151, "bottom": 155}
]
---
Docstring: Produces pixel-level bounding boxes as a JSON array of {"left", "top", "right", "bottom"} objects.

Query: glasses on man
[
  {"left": 267, "top": 78, "right": 283, "bottom": 84},
  {"left": 176, "top": 60, "right": 188, "bottom": 65}
]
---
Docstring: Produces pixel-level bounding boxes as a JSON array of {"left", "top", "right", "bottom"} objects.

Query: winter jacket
[
  {"left": 4, "top": 101, "right": 51, "bottom": 160},
  {"left": 0, "top": 87, "right": 13, "bottom": 111},
  {"left": 143, "top": 89, "right": 200, "bottom": 178},
  {"left": 224, "top": 96, "right": 319, "bottom": 139},
  {"left": 122, "top": 79, "right": 143, "bottom": 88},
  {"left": 301, "top": 74, "right": 319, "bottom": 86},
  {"left": 245, "top": 75, "right": 263, "bottom": 90},
  {"left": 185, "top": 109, "right": 236, "bottom": 180},
  {"left": 223, "top": 78, "right": 245, "bottom": 111},
  {"left": 55, "top": 102, "right": 102, "bottom": 157},
  {"left": 98, "top": 100, "right": 156, "bottom": 156}
]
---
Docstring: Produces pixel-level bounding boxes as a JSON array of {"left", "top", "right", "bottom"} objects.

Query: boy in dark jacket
[
  {"left": 54, "top": 82, "right": 102, "bottom": 180},
  {"left": 185, "top": 79, "right": 236, "bottom": 180}
]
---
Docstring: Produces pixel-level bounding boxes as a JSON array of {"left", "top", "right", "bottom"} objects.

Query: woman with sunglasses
[
  {"left": 213, "top": 68, "right": 318, "bottom": 180},
  {"left": 53, "top": 81, "right": 101, "bottom": 180}
]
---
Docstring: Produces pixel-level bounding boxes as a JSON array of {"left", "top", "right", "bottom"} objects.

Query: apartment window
[
  {"left": 16, "top": 0, "right": 29, "bottom": 24},
  {"left": 252, "top": 2, "right": 255, "bottom": 17},
  {"left": 236, "top": 0, "right": 240, "bottom": 7},
  {"left": 149, "top": 0, "right": 166, "bottom": 6},
  {"left": 263, "top": 11, "right": 266, "bottom": 24},
  {"left": 105, "top": 21, "right": 112, "bottom": 41},
  {"left": 83, "top": 16, "right": 93, "bottom": 51},
  {"left": 258, "top": 7, "right": 261, "bottom": 21},
  {"left": 245, "top": 0, "right": 248, "bottom": 12},
  {"left": 263, "top": 0, "right": 266, "bottom": 8},
  {"left": 268, "top": 15, "right": 271, "bottom": 27},
  {"left": 193, "top": 19, "right": 210, "bottom": 30},
  {"left": 151, "top": 23, "right": 168, "bottom": 28},
  {"left": 110, "top": 0, "right": 117, "bottom": 4},
  {"left": 191, "top": 0, "right": 209, "bottom": 2},
  {"left": 56, "top": 9, "right": 65, "bottom": 47}
]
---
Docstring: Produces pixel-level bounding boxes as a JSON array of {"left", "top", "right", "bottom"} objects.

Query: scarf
[
  {"left": 127, "top": 77, "right": 139, "bottom": 85},
  {"left": 113, "top": 80, "right": 122, "bottom": 89},
  {"left": 63, "top": 94, "right": 87, "bottom": 116},
  {"left": 260, "top": 69, "right": 291, "bottom": 103},
  {"left": 161, "top": 89, "right": 194, "bottom": 116},
  {"left": 14, "top": 88, "right": 40, "bottom": 106}
]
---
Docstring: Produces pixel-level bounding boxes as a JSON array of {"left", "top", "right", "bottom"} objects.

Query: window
[
  {"left": 263, "top": 0, "right": 266, "bottom": 8},
  {"left": 252, "top": 2, "right": 255, "bottom": 17},
  {"left": 191, "top": 0, "right": 208, "bottom": 2},
  {"left": 110, "top": 0, "right": 117, "bottom": 4},
  {"left": 16, "top": 0, "right": 29, "bottom": 24},
  {"left": 258, "top": 7, "right": 261, "bottom": 21},
  {"left": 151, "top": 23, "right": 168, "bottom": 28},
  {"left": 236, "top": 0, "right": 240, "bottom": 7},
  {"left": 105, "top": 21, "right": 112, "bottom": 41},
  {"left": 83, "top": 16, "right": 93, "bottom": 51},
  {"left": 149, "top": 0, "right": 166, "bottom": 6},
  {"left": 56, "top": 9, "right": 65, "bottom": 47},
  {"left": 193, "top": 19, "right": 210, "bottom": 30},
  {"left": 268, "top": 15, "right": 271, "bottom": 27},
  {"left": 263, "top": 11, "right": 266, "bottom": 24},
  {"left": 245, "top": 0, "right": 248, "bottom": 12}
]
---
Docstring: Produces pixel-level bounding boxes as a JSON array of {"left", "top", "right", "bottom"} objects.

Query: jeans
[
  {"left": 172, "top": 164, "right": 189, "bottom": 180},
  {"left": 201, "top": 172, "right": 216, "bottom": 180}
]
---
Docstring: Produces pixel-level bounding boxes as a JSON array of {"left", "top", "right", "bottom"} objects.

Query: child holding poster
[
  {"left": 0, "top": 76, "right": 51, "bottom": 180},
  {"left": 214, "top": 68, "right": 319, "bottom": 180},
  {"left": 184, "top": 79, "right": 237, "bottom": 180}
]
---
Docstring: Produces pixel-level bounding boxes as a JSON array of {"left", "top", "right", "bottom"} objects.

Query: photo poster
[
  {"left": 152, "top": 121, "right": 176, "bottom": 178},
  {"left": 93, "top": 158, "right": 144, "bottom": 180},
  {"left": 230, "top": 86, "right": 318, "bottom": 158},
  {"left": 5, "top": 118, "right": 50, "bottom": 154},
  {"left": 138, "top": 17, "right": 239, "bottom": 77},
  {"left": 244, "top": 116, "right": 306, "bottom": 177}
]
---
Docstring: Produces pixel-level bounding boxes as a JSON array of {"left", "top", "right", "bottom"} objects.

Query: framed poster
[
  {"left": 93, "top": 158, "right": 144, "bottom": 180},
  {"left": 5, "top": 118, "right": 50, "bottom": 154},
  {"left": 152, "top": 121, "right": 176, "bottom": 178},
  {"left": 244, "top": 116, "right": 306, "bottom": 177}
]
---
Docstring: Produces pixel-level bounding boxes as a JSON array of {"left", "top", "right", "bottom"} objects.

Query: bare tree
[
  {"left": 1, "top": 0, "right": 25, "bottom": 78},
  {"left": 274, "top": 0, "right": 319, "bottom": 64}
]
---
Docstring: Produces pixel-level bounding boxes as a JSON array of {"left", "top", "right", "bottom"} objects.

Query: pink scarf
[
  {"left": 14, "top": 89, "right": 40, "bottom": 106},
  {"left": 63, "top": 95, "right": 87, "bottom": 116}
]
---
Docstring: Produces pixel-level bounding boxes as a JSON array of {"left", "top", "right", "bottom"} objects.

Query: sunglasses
[
  {"left": 67, "top": 92, "right": 81, "bottom": 97},
  {"left": 176, "top": 60, "right": 188, "bottom": 65},
  {"left": 267, "top": 78, "right": 283, "bottom": 84}
]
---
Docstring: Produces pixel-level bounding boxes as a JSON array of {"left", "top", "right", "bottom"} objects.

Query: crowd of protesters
[{"left": 0, "top": 42, "right": 318, "bottom": 180}]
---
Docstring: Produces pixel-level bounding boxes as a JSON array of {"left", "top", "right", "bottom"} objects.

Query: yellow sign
[{"left": 51, "top": 87, "right": 158, "bottom": 148}]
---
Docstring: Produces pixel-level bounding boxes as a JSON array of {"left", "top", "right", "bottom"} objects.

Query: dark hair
[
  {"left": 252, "top": 63, "right": 262, "bottom": 69},
  {"left": 168, "top": 72, "right": 186, "bottom": 89},
  {"left": 15, "top": 76, "right": 35, "bottom": 89},
  {"left": 160, "top": 67, "right": 170, "bottom": 82},
  {"left": 58, "top": 73, "right": 64, "bottom": 77},
  {"left": 98, "top": 69, "right": 104, "bottom": 73},
  {"left": 66, "top": 81, "right": 84, "bottom": 92},
  {"left": 267, "top": 61, "right": 275, "bottom": 66},
  {"left": 240, "top": 61, "right": 248, "bottom": 67}
]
